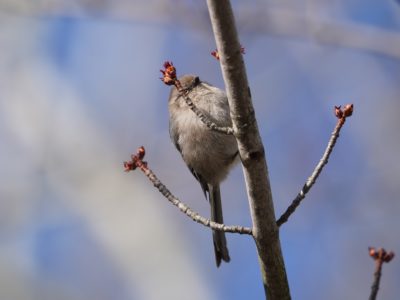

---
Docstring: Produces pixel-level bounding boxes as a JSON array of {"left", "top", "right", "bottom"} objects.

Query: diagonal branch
[
  {"left": 179, "top": 88, "right": 235, "bottom": 135},
  {"left": 124, "top": 146, "right": 252, "bottom": 235},
  {"left": 160, "top": 61, "right": 234, "bottom": 135},
  {"left": 276, "top": 104, "right": 354, "bottom": 227}
]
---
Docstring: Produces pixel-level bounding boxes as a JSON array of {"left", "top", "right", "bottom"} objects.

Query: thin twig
[
  {"left": 179, "top": 88, "right": 235, "bottom": 135},
  {"left": 124, "top": 146, "right": 252, "bottom": 235},
  {"left": 160, "top": 61, "right": 234, "bottom": 135},
  {"left": 370, "top": 259, "right": 383, "bottom": 300},
  {"left": 368, "top": 247, "right": 395, "bottom": 300},
  {"left": 276, "top": 104, "right": 354, "bottom": 227}
]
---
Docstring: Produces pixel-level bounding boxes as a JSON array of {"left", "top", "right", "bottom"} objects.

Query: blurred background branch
[{"left": 2, "top": 0, "right": 400, "bottom": 59}]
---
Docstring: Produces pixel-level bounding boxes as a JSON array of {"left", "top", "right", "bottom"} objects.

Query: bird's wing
[
  {"left": 189, "top": 168, "right": 209, "bottom": 199},
  {"left": 170, "top": 123, "right": 209, "bottom": 199}
]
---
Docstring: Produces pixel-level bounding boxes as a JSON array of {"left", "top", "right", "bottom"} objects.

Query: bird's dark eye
[{"left": 194, "top": 76, "right": 200, "bottom": 86}]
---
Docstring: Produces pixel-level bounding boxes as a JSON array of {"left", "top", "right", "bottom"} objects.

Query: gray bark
[{"left": 206, "top": 1, "right": 291, "bottom": 299}]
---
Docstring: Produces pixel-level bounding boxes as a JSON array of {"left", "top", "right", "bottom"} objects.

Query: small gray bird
[{"left": 168, "top": 75, "right": 239, "bottom": 267}]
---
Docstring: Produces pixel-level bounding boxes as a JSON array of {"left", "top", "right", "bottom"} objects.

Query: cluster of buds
[
  {"left": 160, "top": 61, "right": 177, "bottom": 86},
  {"left": 369, "top": 247, "right": 395, "bottom": 263},
  {"left": 334, "top": 104, "right": 354, "bottom": 119},
  {"left": 211, "top": 45, "right": 246, "bottom": 60},
  {"left": 124, "top": 146, "right": 147, "bottom": 172}
]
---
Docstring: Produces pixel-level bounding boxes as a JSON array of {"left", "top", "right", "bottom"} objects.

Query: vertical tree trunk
[{"left": 206, "top": 1, "right": 291, "bottom": 299}]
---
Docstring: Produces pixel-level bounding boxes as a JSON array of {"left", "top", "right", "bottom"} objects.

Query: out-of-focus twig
[
  {"left": 160, "top": 61, "right": 234, "bottom": 135},
  {"left": 276, "top": 104, "right": 354, "bottom": 227},
  {"left": 4, "top": 3, "right": 400, "bottom": 60},
  {"left": 124, "top": 146, "right": 252, "bottom": 235},
  {"left": 368, "top": 247, "right": 395, "bottom": 300}
]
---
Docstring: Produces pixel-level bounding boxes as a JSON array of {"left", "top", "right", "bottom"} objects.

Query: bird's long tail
[{"left": 209, "top": 184, "right": 230, "bottom": 267}]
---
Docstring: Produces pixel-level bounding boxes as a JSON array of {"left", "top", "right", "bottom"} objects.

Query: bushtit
[{"left": 168, "top": 75, "right": 239, "bottom": 267}]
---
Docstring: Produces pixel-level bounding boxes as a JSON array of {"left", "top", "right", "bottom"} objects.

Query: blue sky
[{"left": 1, "top": 2, "right": 400, "bottom": 299}]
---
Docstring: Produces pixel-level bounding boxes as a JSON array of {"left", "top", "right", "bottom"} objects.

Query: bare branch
[
  {"left": 368, "top": 247, "right": 395, "bottom": 300},
  {"left": 124, "top": 146, "right": 252, "bottom": 235},
  {"left": 207, "top": 1, "right": 290, "bottom": 299},
  {"left": 277, "top": 104, "right": 354, "bottom": 227}
]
